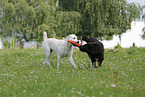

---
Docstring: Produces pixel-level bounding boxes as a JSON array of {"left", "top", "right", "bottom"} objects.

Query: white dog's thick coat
[{"left": 42, "top": 31, "right": 78, "bottom": 69}]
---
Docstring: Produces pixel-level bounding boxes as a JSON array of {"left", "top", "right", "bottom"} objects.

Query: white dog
[{"left": 42, "top": 31, "right": 79, "bottom": 69}]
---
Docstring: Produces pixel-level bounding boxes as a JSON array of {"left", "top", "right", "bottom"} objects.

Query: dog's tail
[{"left": 43, "top": 31, "right": 47, "bottom": 40}]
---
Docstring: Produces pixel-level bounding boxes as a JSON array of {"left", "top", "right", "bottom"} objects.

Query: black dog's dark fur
[{"left": 79, "top": 36, "right": 104, "bottom": 68}]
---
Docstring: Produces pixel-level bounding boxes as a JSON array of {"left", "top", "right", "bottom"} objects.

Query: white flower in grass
[
  {"left": 31, "top": 93, "right": 33, "bottom": 96},
  {"left": 35, "top": 76, "right": 38, "bottom": 78},
  {"left": 23, "top": 76, "right": 27, "bottom": 78},
  {"left": 100, "top": 92, "right": 103, "bottom": 95},
  {"left": 76, "top": 91, "right": 81, "bottom": 94},
  {"left": 23, "top": 90, "right": 26, "bottom": 92},
  {"left": 71, "top": 88, "right": 75, "bottom": 93},
  {"left": 58, "top": 93, "right": 61, "bottom": 97},
  {"left": 56, "top": 71, "right": 62, "bottom": 73},
  {"left": 10, "top": 74, "right": 14, "bottom": 76},
  {"left": 110, "top": 84, "right": 116, "bottom": 87},
  {"left": 106, "top": 85, "right": 108, "bottom": 88},
  {"left": 109, "top": 95, "right": 113, "bottom": 97}
]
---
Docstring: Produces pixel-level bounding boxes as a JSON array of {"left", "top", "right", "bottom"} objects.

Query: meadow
[{"left": 0, "top": 47, "right": 145, "bottom": 97}]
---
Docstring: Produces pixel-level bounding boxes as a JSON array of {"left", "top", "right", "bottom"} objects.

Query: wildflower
[
  {"left": 110, "top": 84, "right": 117, "bottom": 87},
  {"left": 100, "top": 92, "right": 103, "bottom": 95}
]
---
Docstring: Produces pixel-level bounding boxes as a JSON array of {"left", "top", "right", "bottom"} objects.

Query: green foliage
[
  {"left": 56, "top": 11, "right": 82, "bottom": 37},
  {"left": 141, "top": 26, "right": 145, "bottom": 40},
  {"left": 132, "top": 42, "right": 136, "bottom": 47},
  {"left": 3, "top": 3, "right": 16, "bottom": 24},
  {"left": 3, "top": 39, "right": 11, "bottom": 48},
  {"left": 0, "top": 48, "right": 145, "bottom": 96},
  {"left": 114, "top": 44, "right": 123, "bottom": 49},
  {"left": 0, "top": 0, "right": 57, "bottom": 41},
  {"left": 60, "top": 0, "right": 141, "bottom": 40},
  {"left": 0, "top": 0, "right": 142, "bottom": 41},
  {"left": 36, "top": 24, "right": 53, "bottom": 41}
]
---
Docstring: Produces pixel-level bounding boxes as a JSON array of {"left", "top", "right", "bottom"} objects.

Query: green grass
[{"left": 0, "top": 47, "right": 145, "bottom": 97}]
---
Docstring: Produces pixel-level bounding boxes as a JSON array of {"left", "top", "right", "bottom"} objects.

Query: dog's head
[
  {"left": 82, "top": 35, "right": 87, "bottom": 40},
  {"left": 82, "top": 35, "right": 91, "bottom": 41},
  {"left": 66, "top": 34, "right": 79, "bottom": 46},
  {"left": 67, "top": 34, "right": 78, "bottom": 42}
]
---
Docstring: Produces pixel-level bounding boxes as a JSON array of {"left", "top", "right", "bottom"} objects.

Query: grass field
[{"left": 0, "top": 47, "right": 145, "bottom": 97}]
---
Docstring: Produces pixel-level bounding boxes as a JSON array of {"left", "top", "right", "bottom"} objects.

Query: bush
[
  {"left": 132, "top": 42, "right": 136, "bottom": 47},
  {"left": 3, "top": 39, "right": 11, "bottom": 48},
  {"left": 114, "top": 44, "right": 122, "bottom": 49}
]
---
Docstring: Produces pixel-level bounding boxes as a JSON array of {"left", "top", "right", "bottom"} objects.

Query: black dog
[{"left": 79, "top": 36, "right": 104, "bottom": 68}]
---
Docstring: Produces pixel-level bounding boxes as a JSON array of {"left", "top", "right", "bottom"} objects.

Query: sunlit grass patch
[{"left": 0, "top": 48, "right": 145, "bottom": 97}]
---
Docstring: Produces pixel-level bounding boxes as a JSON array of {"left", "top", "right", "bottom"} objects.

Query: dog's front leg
[
  {"left": 57, "top": 56, "right": 61, "bottom": 69},
  {"left": 97, "top": 60, "right": 102, "bottom": 67},
  {"left": 43, "top": 59, "right": 46, "bottom": 67},
  {"left": 43, "top": 58, "right": 51, "bottom": 67},
  {"left": 92, "top": 61, "right": 97, "bottom": 68},
  {"left": 68, "top": 57, "right": 76, "bottom": 69}
]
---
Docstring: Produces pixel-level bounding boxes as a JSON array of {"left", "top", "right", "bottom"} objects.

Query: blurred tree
[
  {"left": 142, "top": 27, "right": 145, "bottom": 39},
  {"left": 59, "top": 0, "right": 140, "bottom": 41},
  {"left": 0, "top": 0, "right": 141, "bottom": 43},
  {"left": 141, "top": 5, "right": 145, "bottom": 39},
  {"left": 3, "top": 3, "right": 16, "bottom": 36},
  {"left": 56, "top": 11, "right": 82, "bottom": 37},
  {"left": 21, "top": 6, "right": 36, "bottom": 41},
  {"left": 0, "top": 0, "right": 58, "bottom": 41},
  {"left": 8, "top": 0, "right": 19, "bottom": 4},
  {"left": 35, "top": 1, "right": 58, "bottom": 41}
]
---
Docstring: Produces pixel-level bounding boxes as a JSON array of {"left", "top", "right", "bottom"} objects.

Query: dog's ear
[
  {"left": 66, "top": 35, "right": 70, "bottom": 40},
  {"left": 82, "top": 36, "right": 91, "bottom": 43},
  {"left": 82, "top": 35, "right": 87, "bottom": 41}
]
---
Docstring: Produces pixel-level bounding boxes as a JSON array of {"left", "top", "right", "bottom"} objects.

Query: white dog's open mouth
[{"left": 68, "top": 40, "right": 81, "bottom": 47}]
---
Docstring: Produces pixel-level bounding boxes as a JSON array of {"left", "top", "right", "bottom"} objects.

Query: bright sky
[
  {"left": 101, "top": 0, "right": 145, "bottom": 49},
  {"left": 127, "top": 0, "right": 145, "bottom": 15},
  {"left": 102, "top": 21, "right": 145, "bottom": 48},
  {"left": 127, "top": 0, "right": 145, "bottom": 6}
]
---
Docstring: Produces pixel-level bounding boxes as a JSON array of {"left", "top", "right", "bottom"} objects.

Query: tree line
[{"left": 0, "top": 0, "right": 144, "bottom": 42}]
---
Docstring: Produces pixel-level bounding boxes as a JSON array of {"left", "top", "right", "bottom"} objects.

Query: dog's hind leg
[
  {"left": 88, "top": 55, "right": 97, "bottom": 68},
  {"left": 68, "top": 57, "right": 76, "bottom": 69},
  {"left": 97, "top": 60, "right": 102, "bottom": 67},
  {"left": 92, "top": 61, "right": 97, "bottom": 68},
  {"left": 43, "top": 48, "right": 53, "bottom": 67},
  {"left": 57, "top": 56, "right": 61, "bottom": 69}
]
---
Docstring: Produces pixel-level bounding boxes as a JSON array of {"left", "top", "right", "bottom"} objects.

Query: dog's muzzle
[
  {"left": 76, "top": 41, "right": 79, "bottom": 44},
  {"left": 72, "top": 41, "right": 79, "bottom": 46}
]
